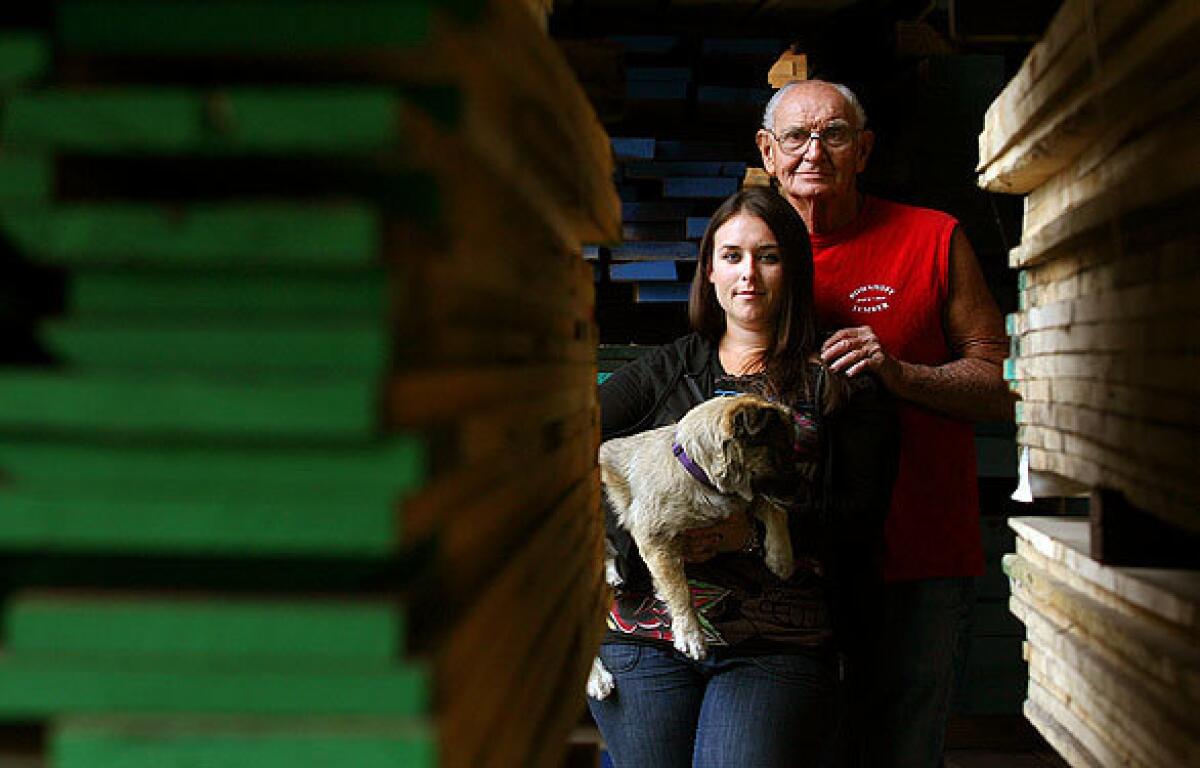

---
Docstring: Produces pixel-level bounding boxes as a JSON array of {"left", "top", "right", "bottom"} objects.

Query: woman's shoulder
[{"left": 621, "top": 333, "right": 711, "bottom": 377}]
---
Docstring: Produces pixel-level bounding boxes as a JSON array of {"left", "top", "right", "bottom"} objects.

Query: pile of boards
[
  {"left": 1004, "top": 517, "right": 1200, "bottom": 767},
  {"left": 0, "top": 2, "right": 617, "bottom": 767},
  {"left": 976, "top": 0, "right": 1199, "bottom": 527}
]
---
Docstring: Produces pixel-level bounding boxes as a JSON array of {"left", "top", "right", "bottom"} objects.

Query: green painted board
[
  {"left": 53, "top": 717, "right": 436, "bottom": 768},
  {"left": 0, "top": 203, "right": 378, "bottom": 269},
  {"left": 0, "top": 32, "right": 48, "bottom": 87},
  {"left": 0, "top": 371, "right": 376, "bottom": 442},
  {"left": 0, "top": 437, "right": 424, "bottom": 491},
  {"left": 0, "top": 489, "right": 402, "bottom": 557},
  {"left": 69, "top": 271, "right": 387, "bottom": 317},
  {"left": 57, "top": 1, "right": 441, "bottom": 54},
  {"left": 0, "top": 154, "right": 51, "bottom": 202},
  {"left": 40, "top": 322, "right": 389, "bottom": 374},
  {"left": 6, "top": 594, "right": 404, "bottom": 660},
  {"left": 0, "top": 654, "right": 429, "bottom": 716},
  {"left": 2, "top": 88, "right": 404, "bottom": 153}
]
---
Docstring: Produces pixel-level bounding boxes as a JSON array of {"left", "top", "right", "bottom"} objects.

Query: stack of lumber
[
  {"left": 1003, "top": 517, "right": 1200, "bottom": 767},
  {"left": 0, "top": 2, "right": 618, "bottom": 767},
  {"left": 977, "top": 0, "right": 1200, "bottom": 533}
]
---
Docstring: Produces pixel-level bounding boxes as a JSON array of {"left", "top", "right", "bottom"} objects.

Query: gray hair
[{"left": 761, "top": 80, "right": 868, "bottom": 131}]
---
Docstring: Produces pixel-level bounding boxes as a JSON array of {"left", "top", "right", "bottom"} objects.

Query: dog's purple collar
[{"left": 672, "top": 441, "right": 720, "bottom": 492}]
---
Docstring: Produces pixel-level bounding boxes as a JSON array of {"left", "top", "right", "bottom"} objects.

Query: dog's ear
[{"left": 732, "top": 403, "right": 788, "bottom": 440}]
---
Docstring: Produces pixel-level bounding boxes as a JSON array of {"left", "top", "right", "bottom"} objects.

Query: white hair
[{"left": 761, "top": 80, "right": 868, "bottom": 131}]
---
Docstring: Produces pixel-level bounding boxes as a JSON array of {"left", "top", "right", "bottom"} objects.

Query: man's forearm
[{"left": 888, "top": 356, "right": 1015, "bottom": 422}]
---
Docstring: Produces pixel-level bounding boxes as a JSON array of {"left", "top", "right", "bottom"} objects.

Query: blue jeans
[
  {"left": 872, "top": 577, "right": 976, "bottom": 768},
  {"left": 588, "top": 642, "right": 836, "bottom": 768}
]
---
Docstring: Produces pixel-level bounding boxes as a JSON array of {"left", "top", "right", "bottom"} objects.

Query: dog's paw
[
  {"left": 764, "top": 545, "right": 795, "bottom": 580},
  {"left": 586, "top": 656, "right": 615, "bottom": 700},
  {"left": 672, "top": 624, "right": 708, "bottom": 660}
]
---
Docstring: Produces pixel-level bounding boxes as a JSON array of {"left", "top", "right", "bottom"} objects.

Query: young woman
[{"left": 590, "top": 186, "right": 897, "bottom": 767}]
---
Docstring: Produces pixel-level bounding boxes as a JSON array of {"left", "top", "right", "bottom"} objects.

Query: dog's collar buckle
[{"left": 672, "top": 441, "right": 720, "bottom": 493}]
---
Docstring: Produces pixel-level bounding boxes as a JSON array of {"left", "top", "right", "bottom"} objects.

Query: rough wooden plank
[
  {"left": 51, "top": 716, "right": 437, "bottom": 768},
  {"left": 67, "top": 271, "right": 387, "bottom": 318},
  {"left": 1023, "top": 615, "right": 1199, "bottom": 766},
  {"left": 1024, "top": 678, "right": 1132, "bottom": 768},
  {"left": 1010, "top": 517, "right": 1200, "bottom": 637},
  {"left": 977, "top": 0, "right": 1151, "bottom": 175},
  {"left": 767, "top": 48, "right": 807, "bottom": 87},
  {"left": 1009, "top": 277, "right": 1200, "bottom": 337},
  {"left": 0, "top": 203, "right": 378, "bottom": 270},
  {"left": 6, "top": 592, "right": 404, "bottom": 661},
  {"left": 1005, "top": 352, "right": 1199, "bottom": 397},
  {"left": 2, "top": 88, "right": 408, "bottom": 153},
  {"left": 1023, "top": 694, "right": 1104, "bottom": 768},
  {"left": 40, "top": 322, "right": 388, "bottom": 374},
  {"left": 1004, "top": 553, "right": 1200, "bottom": 703},
  {"left": 0, "top": 655, "right": 429, "bottom": 717},
  {"left": 0, "top": 371, "right": 377, "bottom": 442},
  {"left": 386, "top": 363, "right": 593, "bottom": 426}
]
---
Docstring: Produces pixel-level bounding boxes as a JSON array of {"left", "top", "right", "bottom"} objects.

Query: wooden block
[
  {"left": 0, "top": 33, "right": 48, "bottom": 88},
  {"left": 387, "top": 363, "right": 593, "bottom": 427},
  {"left": 607, "top": 241, "right": 698, "bottom": 261},
  {"left": 742, "top": 167, "right": 772, "bottom": 187},
  {"left": 1023, "top": 694, "right": 1104, "bottom": 768},
  {"left": 1090, "top": 487, "right": 1200, "bottom": 568},
  {"left": 0, "top": 203, "right": 378, "bottom": 270},
  {"left": 767, "top": 49, "right": 807, "bottom": 88},
  {"left": 3, "top": 88, "right": 409, "bottom": 153},
  {"left": 6, "top": 592, "right": 404, "bottom": 661},
  {"left": 68, "top": 271, "right": 387, "bottom": 318},
  {"left": 662, "top": 177, "right": 738, "bottom": 199},
  {"left": 0, "top": 371, "right": 377, "bottom": 442},
  {"left": 0, "top": 654, "right": 429, "bottom": 717},
  {"left": 55, "top": 0, "right": 460, "bottom": 54},
  {"left": 1010, "top": 516, "right": 1200, "bottom": 637},
  {"left": 41, "top": 321, "right": 388, "bottom": 374},
  {"left": 51, "top": 716, "right": 436, "bottom": 768},
  {"left": 1006, "top": 352, "right": 1199, "bottom": 397},
  {"left": 0, "top": 154, "right": 51, "bottom": 202},
  {"left": 1024, "top": 678, "right": 1126, "bottom": 768}
]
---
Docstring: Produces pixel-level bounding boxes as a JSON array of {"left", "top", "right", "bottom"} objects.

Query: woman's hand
[{"left": 680, "top": 513, "right": 753, "bottom": 563}]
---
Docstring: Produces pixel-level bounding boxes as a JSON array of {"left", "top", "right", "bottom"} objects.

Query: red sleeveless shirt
[{"left": 811, "top": 196, "right": 984, "bottom": 580}]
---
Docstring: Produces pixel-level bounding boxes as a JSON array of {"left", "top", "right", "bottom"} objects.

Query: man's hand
[
  {"left": 680, "top": 513, "right": 753, "bottom": 563},
  {"left": 821, "top": 325, "right": 900, "bottom": 386}
]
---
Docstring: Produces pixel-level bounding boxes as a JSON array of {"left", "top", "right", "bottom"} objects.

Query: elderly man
[{"left": 756, "top": 80, "right": 1013, "bottom": 767}]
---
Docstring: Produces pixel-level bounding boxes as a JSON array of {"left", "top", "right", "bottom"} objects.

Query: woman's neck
[{"left": 719, "top": 325, "right": 771, "bottom": 376}]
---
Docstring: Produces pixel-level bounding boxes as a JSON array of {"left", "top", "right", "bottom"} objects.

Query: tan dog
[{"left": 588, "top": 394, "right": 799, "bottom": 699}]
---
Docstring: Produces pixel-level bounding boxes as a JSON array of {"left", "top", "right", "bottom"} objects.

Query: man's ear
[
  {"left": 756, "top": 129, "right": 776, "bottom": 176},
  {"left": 855, "top": 129, "right": 875, "bottom": 173}
]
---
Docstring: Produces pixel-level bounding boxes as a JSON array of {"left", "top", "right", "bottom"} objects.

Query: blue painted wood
[
  {"left": 609, "top": 261, "right": 677, "bottom": 282},
  {"left": 701, "top": 38, "right": 784, "bottom": 55},
  {"left": 633, "top": 283, "right": 690, "bottom": 303},
  {"left": 624, "top": 162, "right": 745, "bottom": 179},
  {"left": 626, "top": 81, "right": 687, "bottom": 100},
  {"left": 655, "top": 140, "right": 743, "bottom": 161},
  {"left": 696, "top": 85, "right": 773, "bottom": 106},
  {"left": 608, "top": 242, "right": 698, "bottom": 261},
  {"left": 626, "top": 67, "right": 691, "bottom": 83},
  {"left": 685, "top": 217, "right": 710, "bottom": 239},
  {"left": 582, "top": 245, "right": 601, "bottom": 261},
  {"left": 662, "top": 177, "right": 737, "bottom": 199},
  {"left": 610, "top": 137, "right": 655, "bottom": 160},
  {"left": 621, "top": 202, "right": 693, "bottom": 222},
  {"left": 608, "top": 35, "right": 679, "bottom": 55}
]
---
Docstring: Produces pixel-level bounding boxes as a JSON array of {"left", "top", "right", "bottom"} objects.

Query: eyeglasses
[{"left": 768, "top": 121, "right": 858, "bottom": 156}]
